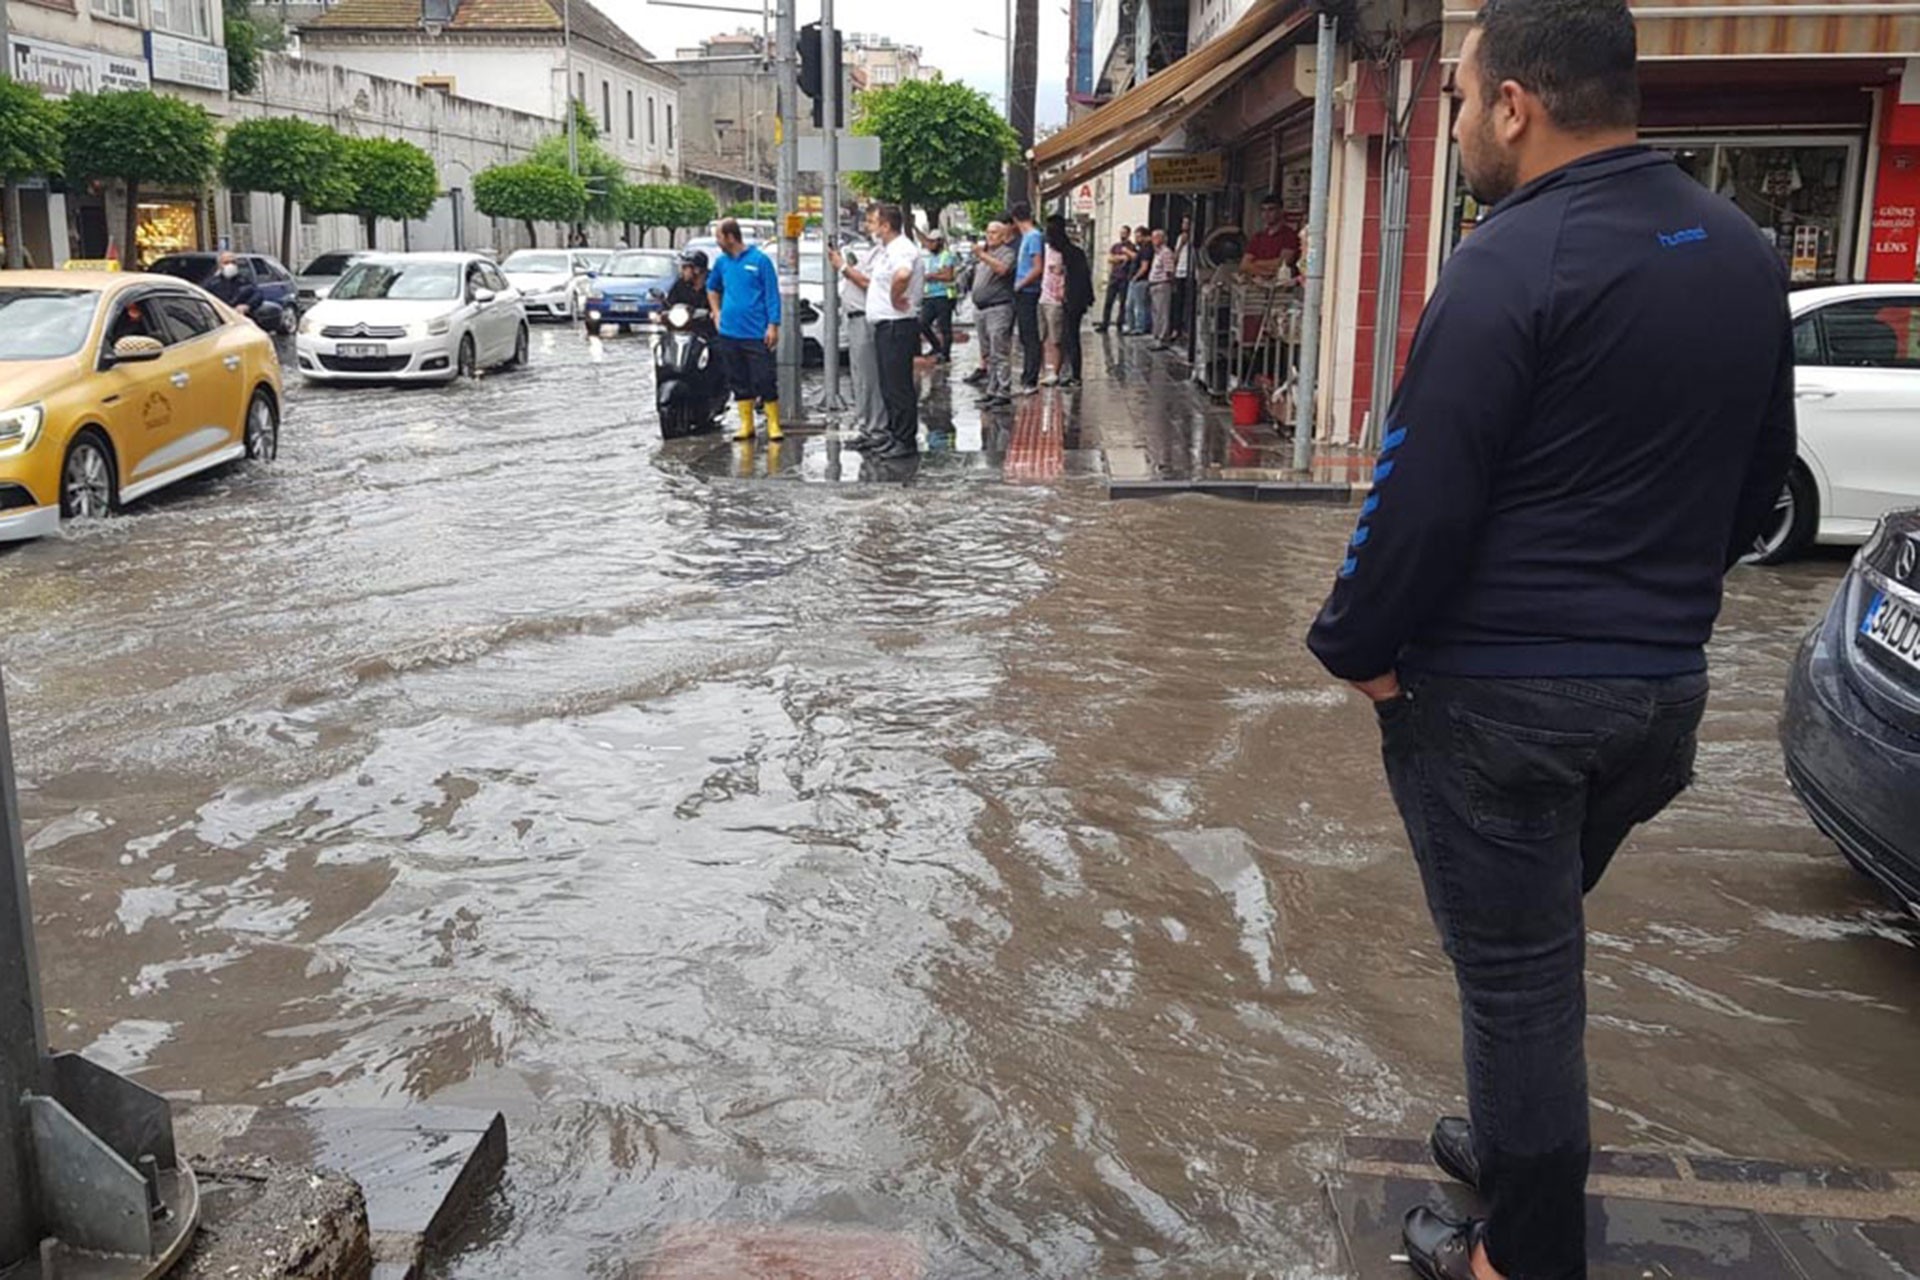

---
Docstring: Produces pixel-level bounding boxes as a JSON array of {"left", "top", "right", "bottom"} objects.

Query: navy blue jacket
[{"left": 1307, "top": 147, "right": 1797, "bottom": 681}]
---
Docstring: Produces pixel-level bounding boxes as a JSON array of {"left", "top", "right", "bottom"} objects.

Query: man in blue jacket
[
  {"left": 706, "top": 218, "right": 783, "bottom": 442},
  {"left": 1306, "top": 1, "right": 1795, "bottom": 1276}
]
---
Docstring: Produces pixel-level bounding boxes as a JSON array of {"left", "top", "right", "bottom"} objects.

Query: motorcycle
[{"left": 654, "top": 303, "right": 729, "bottom": 439}]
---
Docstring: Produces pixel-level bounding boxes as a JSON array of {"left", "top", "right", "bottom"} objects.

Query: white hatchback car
[
  {"left": 1752, "top": 285, "right": 1920, "bottom": 563},
  {"left": 295, "top": 253, "right": 529, "bottom": 383}
]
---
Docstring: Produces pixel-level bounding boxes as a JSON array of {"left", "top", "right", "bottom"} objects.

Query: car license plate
[
  {"left": 337, "top": 343, "right": 386, "bottom": 358},
  {"left": 1860, "top": 590, "right": 1920, "bottom": 677}
]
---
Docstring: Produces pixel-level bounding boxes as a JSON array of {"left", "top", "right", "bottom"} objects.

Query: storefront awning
[
  {"left": 1442, "top": 0, "right": 1920, "bottom": 60},
  {"left": 1032, "top": 0, "right": 1312, "bottom": 198}
]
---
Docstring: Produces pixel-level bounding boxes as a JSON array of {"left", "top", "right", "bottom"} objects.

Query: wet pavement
[{"left": 0, "top": 323, "right": 1915, "bottom": 1277}]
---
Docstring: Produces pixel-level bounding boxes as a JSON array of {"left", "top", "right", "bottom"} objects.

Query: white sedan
[
  {"left": 1752, "top": 285, "right": 1920, "bottom": 563},
  {"left": 502, "top": 248, "right": 607, "bottom": 322},
  {"left": 295, "top": 253, "right": 530, "bottom": 383}
]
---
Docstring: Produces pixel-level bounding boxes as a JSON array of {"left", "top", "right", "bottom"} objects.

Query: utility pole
[
  {"left": 1291, "top": 4, "right": 1337, "bottom": 473},
  {"left": 2, "top": 0, "right": 27, "bottom": 273},
  {"left": 819, "top": 0, "right": 841, "bottom": 415},
  {"left": 564, "top": 0, "right": 578, "bottom": 177},
  {"left": 774, "top": 0, "right": 800, "bottom": 413}
]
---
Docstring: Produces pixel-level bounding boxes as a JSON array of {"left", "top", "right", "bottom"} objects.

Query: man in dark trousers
[
  {"left": 1010, "top": 203, "right": 1045, "bottom": 393},
  {"left": 837, "top": 203, "right": 923, "bottom": 459},
  {"left": 1304, "top": 1, "right": 1795, "bottom": 1276},
  {"left": 1052, "top": 216, "right": 1095, "bottom": 388},
  {"left": 707, "top": 218, "right": 783, "bottom": 441}
]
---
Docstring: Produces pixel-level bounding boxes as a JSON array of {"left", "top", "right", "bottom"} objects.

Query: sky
[{"left": 598, "top": 0, "right": 1072, "bottom": 128}]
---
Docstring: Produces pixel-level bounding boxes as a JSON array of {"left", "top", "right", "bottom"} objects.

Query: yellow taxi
[{"left": 0, "top": 270, "right": 282, "bottom": 542}]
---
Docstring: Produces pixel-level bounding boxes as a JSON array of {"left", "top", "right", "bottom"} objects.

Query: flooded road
[{"left": 1, "top": 329, "right": 1914, "bottom": 1277}]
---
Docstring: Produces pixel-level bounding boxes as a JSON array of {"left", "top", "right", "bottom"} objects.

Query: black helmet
[{"left": 678, "top": 248, "right": 708, "bottom": 270}]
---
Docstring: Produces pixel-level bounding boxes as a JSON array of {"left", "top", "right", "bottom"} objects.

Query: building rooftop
[{"left": 306, "top": 0, "right": 661, "bottom": 66}]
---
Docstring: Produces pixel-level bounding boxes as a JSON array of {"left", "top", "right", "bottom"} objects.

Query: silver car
[
  {"left": 501, "top": 248, "right": 608, "bottom": 322},
  {"left": 295, "top": 250, "right": 368, "bottom": 307}
]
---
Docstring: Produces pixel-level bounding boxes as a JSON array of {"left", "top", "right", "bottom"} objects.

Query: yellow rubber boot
[
  {"left": 733, "top": 399, "right": 755, "bottom": 441},
  {"left": 764, "top": 400, "right": 783, "bottom": 441}
]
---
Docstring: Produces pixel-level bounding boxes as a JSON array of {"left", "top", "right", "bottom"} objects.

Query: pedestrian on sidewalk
[
  {"left": 707, "top": 218, "right": 783, "bottom": 442},
  {"left": 828, "top": 225, "right": 884, "bottom": 440},
  {"left": 1097, "top": 224, "right": 1132, "bottom": 333},
  {"left": 1126, "top": 227, "right": 1153, "bottom": 335},
  {"left": 1053, "top": 215, "right": 1094, "bottom": 388},
  {"left": 1011, "top": 203, "right": 1045, "bottom": 392},
  {"left": 1243, "top": 194, "right": 1301, "bottom": 280},
  {"left": 861, "top": 203, "right": 925, "bottom": 459},
  {"left": 1038, "top": 218, "right": 1071, "bottom": 386},
  {"left": 1304, "top": 1, "right": 1796, "bottom": 1276},
  {"left": 1170, "top": 215, "right": 1194, "bottom": 343},
  {"left": 1148, "top": 229, "right": 1176, "bottom": 349},
  {"left": 919, "top": 228, "right": 958, "bottom": 362},
  {"left": 969, "top": 220, "right": 1018, "bottom": 406}
]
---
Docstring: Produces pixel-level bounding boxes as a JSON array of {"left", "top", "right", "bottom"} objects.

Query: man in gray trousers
[
  {"left": 838, "top": 235, "right": 885, "bottom": 440},
  {"left": 970, "top": 220, "right": 1018, "bottom": 407}
]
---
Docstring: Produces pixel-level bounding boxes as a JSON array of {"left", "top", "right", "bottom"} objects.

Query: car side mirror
[
  {"left": 472, "top": 287, "right": 496, "bottom": 305},
  {"left": 110, "top": 335, "right": 165, "bottom": 364}
]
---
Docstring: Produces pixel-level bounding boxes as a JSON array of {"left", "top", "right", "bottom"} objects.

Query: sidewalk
[{"left": 667, "top": 325, "right": 1373, "bottom": 500}]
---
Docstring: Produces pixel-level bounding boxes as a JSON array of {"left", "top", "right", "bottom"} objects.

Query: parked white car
[
  {"left": 1752, "top": 285, "right": 1920, "bottom": 562},
  {"left": 501, "top": 248, "right": 608, "bottom": 321},
  {"left": 295, "top": 250, "right": 368, "bottom": 306},
  {"left": 294, "top": 253, "right": 529, "bottom": 383}
]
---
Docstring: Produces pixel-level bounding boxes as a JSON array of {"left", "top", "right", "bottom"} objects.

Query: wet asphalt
[{"left": 0, "top": 323, "right": 1913, "bottom": 1277}]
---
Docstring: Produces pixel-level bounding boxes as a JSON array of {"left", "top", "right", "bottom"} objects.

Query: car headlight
[
  {"left": 667, "top": 304, "right": 690, "bottom": 328},
  {"left": 426, "top": 315, "right": 451, "bottom": 337},
  {"left": 0, "top": 404, "right": 45, "bottom": 457},
  {"left": 298, "top": 311, "right": 317, "bottom": 335},
  {"left": 588, "top": 288, "right": 605, "bottom": 301}
]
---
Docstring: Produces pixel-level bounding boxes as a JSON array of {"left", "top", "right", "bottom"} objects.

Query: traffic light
[{"left": 799, "top": 22, "right": 845, "bottom": 129}]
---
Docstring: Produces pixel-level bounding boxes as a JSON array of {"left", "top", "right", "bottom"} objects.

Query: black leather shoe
[
  {"left": 1431, "top": 1115, "right": 1480, "bottom": 1190},
  {"left": 1403, "top": 1207, "right": 1483, "bottom": 1280}
]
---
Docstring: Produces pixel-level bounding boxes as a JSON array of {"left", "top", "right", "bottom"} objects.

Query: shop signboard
[
  {"left": 1147, "top": 152, "right": 1227, "bottom": 192},
  {"left": 1867, "top": 99, "right": 1920, "bottom": 282},
  {"left": 1073, "top": 184, "right": 1096, "bottom": 216},
  {"left": 7, "top": 36, "right": 150, "bottom": 96},
  {"left": 147, "top": 31, "right": 229, "bottom": 93},
  {"left": 8, "top": 37, "right": 100, "bottom": 97}
]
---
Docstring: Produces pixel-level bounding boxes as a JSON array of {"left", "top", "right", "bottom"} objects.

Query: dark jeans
[
  {"left": 873, "top": 318, "right": 919, "bottom": 450},
  {"left": 1061, "top": 305, "right": 1087, "bottom": 381},
  {"left": 1014, "top": 292, "right": 1041, "bottom": 388},
  {"left": 919, "top": 295, "right": 955, "bottom": 359},
  {"left": 1169, "top": 277, "right": 1190, "bottom": 338},
  {"left": 1100, "top": 279, "right": 1128, "bottom": 329},
  {"left": 1377, "top": 670, "right": 1708, "bottom": 1280},
  {"left": 717, "top": 335, "right": 777, "bottom": 403}
]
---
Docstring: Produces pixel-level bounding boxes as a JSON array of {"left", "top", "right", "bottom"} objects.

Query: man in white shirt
[
  {"left": 834, "top": 203, "right": 923, "bottom": 459},
  {"left": 833, "top": 233, "right": 885, "bottom": 440}
]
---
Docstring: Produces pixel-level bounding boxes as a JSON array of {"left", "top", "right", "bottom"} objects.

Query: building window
[
  {"left": 666, "top": 104, "right": 675, "bottom": 151},
  {"left": 601, "top": 80, "right": 611, "bottom": 133},
  {"left": 150, "top": 0, "right": 212, "bottom": 40},
  {"left": 626, "top": 89, "right": 635, "bottom": 141},
  {"left": 229, "top": 190, "right": 251, "bottom": 226},
  {"left": 576, "top": 70, "right": 586, "bottom": 105},
  {"left": 647, "top": 97, "right": 656, "bottom": 147},
  {"left": 418, "top": 75, "right": 456, "bottom": 93},
  {"left": 871, "top": 65, "right": 898, "bottom": 86},
  {"left": 91, "top": 0, "right": 140, "bottom": 23}
]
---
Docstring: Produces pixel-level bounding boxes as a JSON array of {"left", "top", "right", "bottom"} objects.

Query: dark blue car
[
  {"left": 149, "top": 251, "right": 300, "bottom": 334},
  {"left": 1781, "top": 508, "right": 1920, "bottom": 914},
  {"left": 583, "top": 249, "right": 680, "bottom": 336}
]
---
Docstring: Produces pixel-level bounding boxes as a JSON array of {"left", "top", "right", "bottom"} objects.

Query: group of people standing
[
  {"left": 1096, "top": 218, "right": 1194, "bottom": 350},
  {"left": 963, "top": 203, "right": 1096, "bottom": 403}
]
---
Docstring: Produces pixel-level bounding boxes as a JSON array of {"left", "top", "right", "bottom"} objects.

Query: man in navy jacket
[{"left": 1306, "top": 1, "right": 1795, "bottom": 1276}]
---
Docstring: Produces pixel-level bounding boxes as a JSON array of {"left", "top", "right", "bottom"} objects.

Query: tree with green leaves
[
  {"left": 666, "top": 185, "right": 718, "bottom": 244},
  {"left": 224, "top": 0, "right": 262, "bottom": 95},
  {"left": 529, "top": 135, "right": 625, "bottom": 229},
  {"left": 221, "top": 117, "right": 349, "bottom": 263},
  {"left": 724, "top": 199, "right": 777, "bottom": 220},
  {"left": 618, "top": 184, "right": 680, "bottom": 246},
  {"left": 966, "top": 196, "right": 1006, "bottom": 232},
  {"left": 312, "top": 135, "right": 439, "bottom": 248},
  {"left": 61, "top": 89, "right": 218, "bottom": 266},
  {"left": 1, "top": 81, "right": 63, "bottom": 269},
  {"left": 473, "top": 161, "right": 586, "bottom": 245},
  {"left": 851, "top": 79, "right": 1016, "bottom": 233}
]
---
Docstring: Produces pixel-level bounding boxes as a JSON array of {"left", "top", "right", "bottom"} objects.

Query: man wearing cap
[
  {"left": 664, "top": 249, "right": 714, "bottom": 339},
  {"left": 919, "top": 228, "right": 958, "bottom": 363}
]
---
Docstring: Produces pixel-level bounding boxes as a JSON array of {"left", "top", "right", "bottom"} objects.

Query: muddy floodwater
[{"left": 1, "top": 332, "right": 1914, "bottom": 1277}]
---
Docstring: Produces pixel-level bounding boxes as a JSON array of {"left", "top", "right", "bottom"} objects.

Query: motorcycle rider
[
  {"left": 663, "top": 249, "right": 714, "bottom": 338},
  {"left": 203, "top": 251, "right": 260, "bottom": 317}
]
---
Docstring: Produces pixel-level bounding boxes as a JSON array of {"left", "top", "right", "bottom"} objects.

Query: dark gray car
[{"left": 1781, "top": 508, "right": 1920, "bottom": 913}]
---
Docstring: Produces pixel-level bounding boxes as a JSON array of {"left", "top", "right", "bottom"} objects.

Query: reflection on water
[{"left": 0, "top": 338, "right": 1912, "bottom": 1276}]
